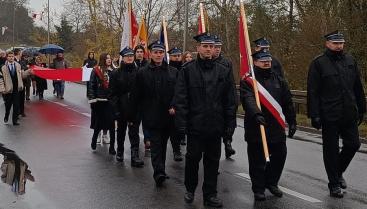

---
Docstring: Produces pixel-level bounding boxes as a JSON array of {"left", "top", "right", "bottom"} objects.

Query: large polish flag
[{"left": 31, "top": 65, "right": 93, "bottom": 82}]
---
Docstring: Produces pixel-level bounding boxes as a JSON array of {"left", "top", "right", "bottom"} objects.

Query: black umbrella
[{"left": 39, "top": 44, "right": 64, "bottom": 55}]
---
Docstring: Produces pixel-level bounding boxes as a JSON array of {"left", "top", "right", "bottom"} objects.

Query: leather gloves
[
  {"left": 288, "top": 123, "right": 297, "bottom": 138},
  {"left": 311, "top": 117, "right": 322, "bottom": 130},
  {"left": 254, "top": 113, "right": 266, "bottom": 126}
]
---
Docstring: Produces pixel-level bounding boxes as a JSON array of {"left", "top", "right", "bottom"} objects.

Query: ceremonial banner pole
[
  {"left": 199, "top": 2, "right": 206, "bottom": 33},
  {"left": 240, "top": 1, "right": 270, "bottom": 162},
  {"left": 162, "top": 16, "right": 170, "bottom": 64},
  {"left": 128, "top": 0, "right": 133, "bottom": 48}
]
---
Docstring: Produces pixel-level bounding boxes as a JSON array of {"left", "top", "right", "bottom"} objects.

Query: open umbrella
[
  {"left": 22, "top": 47, "right": 40, "bottom": 57},
  {"left": 39, "top": 44, "right": 64, "bottom": 55}
]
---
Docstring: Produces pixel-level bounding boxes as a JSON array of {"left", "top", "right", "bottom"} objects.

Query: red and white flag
[
  {"left": 239, "top": 13, "right": 286, "bottom": 129},
  {"left": 120, "top": 0, "right": 138, "bottom": 50},
  {"left": 198, "top": 3, "right": 208, "bottom": 34},
  {"left": 31, "top": 65, "right": 93, "bottom": 82}
]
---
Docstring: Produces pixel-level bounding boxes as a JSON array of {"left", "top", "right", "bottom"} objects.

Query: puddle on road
[{"left": 0, "top": 143, "right": 35, "bottom": 195}]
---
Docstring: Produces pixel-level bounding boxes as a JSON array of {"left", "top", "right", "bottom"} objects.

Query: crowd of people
[
  {"left": 1, "top": 29, "right": 365, "bottom": 207},
  {"left": 0, "top": 48, "right": 69, "bottom": 126}
]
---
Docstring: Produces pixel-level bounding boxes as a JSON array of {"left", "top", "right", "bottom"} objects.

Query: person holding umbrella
[{"left": 38, "top": 44, "right": 66, "bottom": 99}]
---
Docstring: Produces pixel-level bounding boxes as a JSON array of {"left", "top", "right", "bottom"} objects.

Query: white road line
[
  {"left": 46, "top": 99, "right": 90, "bottom": 118},
  {"left": 234, "top": 172, "right": 322, "bottom": 203}
]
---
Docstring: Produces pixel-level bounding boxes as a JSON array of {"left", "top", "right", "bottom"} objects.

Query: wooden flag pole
[
  {"left": 128, "top": 0, "right": 133, "bottom": 48},
  {"left": 240, "top": 1, "right": 270, "bottom": 162},
  {"left": 162, "top": 16, "right": 170, "bottom": 64},
  {"left": 199, "top": 2, "right": 206, "bottom": 33}
]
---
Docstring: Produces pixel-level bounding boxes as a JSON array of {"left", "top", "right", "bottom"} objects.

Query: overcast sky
[{"left": 28, "top": 0, "right": 64, "bottom": 27}]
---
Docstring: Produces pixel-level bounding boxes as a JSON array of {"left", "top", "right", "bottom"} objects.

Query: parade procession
[{"left": 0, "top": 0, "right": 367, "bottom": 209}]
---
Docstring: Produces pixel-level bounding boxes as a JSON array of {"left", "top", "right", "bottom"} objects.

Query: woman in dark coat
[
  {"left": 87, "top": 53, "right": 116, "bottom": 154},
  {"left": 33, "top": 54, "right": 48, "bottom": 100}
]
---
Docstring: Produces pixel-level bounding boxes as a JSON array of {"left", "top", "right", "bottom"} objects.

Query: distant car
[
  {"left": 6, "top": 46, "right": 26, "bottom": 52},
  {"left": 22, "top": 47, "right": 41, "bottom": 57}
]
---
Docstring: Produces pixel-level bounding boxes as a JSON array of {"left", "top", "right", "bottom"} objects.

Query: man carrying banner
[
  {"left": 240, "top": 50, "right": 296, "bottom": 201},
  {"left": 129, "top": 41, "right": 178, "bottom": 186},
  {"left": 307, "top": 30, "right": 366, "bottom": 198},
  {"left": 175, "top": 33, "right": 237, "bottom": 207},
  {"left": 212, "top": 35, "right": 237, "bottom": 159}
]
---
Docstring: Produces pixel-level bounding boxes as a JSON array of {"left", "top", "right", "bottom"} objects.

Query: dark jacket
[
  {"left": 130, "top": 62, "right": 178, "bottom": 129},
  {"left": 135, "top": 59, "right": 148, "bottom": 69},
  {"left": 307, "top": 49, "right": 366, "bottom": 122},
  {"left": 109, "top": 63, "right": 138, "bottom": 121},
  {"left": 174, "top": 57, "right": 237, "bottom": 136},
  {"left": 240, "top": 67, "right": 296, "bottom": 143},
  {"left": 87, "top": 67, "right": 114, "bottom": 103},
  {"left": 83, "top": 58, "right": 97, "bottom": 68}
]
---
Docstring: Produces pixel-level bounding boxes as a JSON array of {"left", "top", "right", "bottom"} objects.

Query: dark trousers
[
  {"left": 169, "top": 131, "right": 181, "bottom": 154},
  {"left": 19, "top": 89, "right": 25, "bottom": 115},
  {"left": 92, "top": 127, "right": 115, "bottom": 147},
  {"left": 247, "top": 142, "right": 287, "bottom": 193},
  {"left": 3, "top": 92, "right": 20, "bottom": 123},
  {"left": 116, "top": 119, "right": 140, "bottom": 153},
  {"left": 322, "top": 120, "right": 361, "bottom": 187},
  {"left": 149, "top": 129, "right": 170, "bottom": 179},
  {"left": 223, "top": 136, "right": 232, "bottom": 144},
  {"left": 185, "top": 134, "right": 221, "bottom": 197}
]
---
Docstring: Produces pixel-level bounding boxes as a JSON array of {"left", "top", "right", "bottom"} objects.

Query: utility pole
[
  {"left": 183, "top": 0, "right": 188, "bottom": 51},
  {"left": 12, "top": 1, "right": 16, "bottom": 48},
  {"left": 48, "top": 0, "right": 50, "bottom": 44}
]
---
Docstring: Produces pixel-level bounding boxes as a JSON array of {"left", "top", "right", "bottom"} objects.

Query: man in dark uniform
[
  {"left": 240, "top": 50, "right": 297, "bottom": 201},
  {"left": 212, "top": 35, "right": 237, "bottom": 159},
  {"left": 175, "top": 33, "right": 237, "bottom": 208},
  {"left": 134, "top": 45, "right": 148, "bottom": 68},
  {"left": 130, "top": 41, "right": 178, "bottom": 186},
  {"left": 307, "top": 30, "right": 366, "bottom": 198},
  {"left": 109, "top": 47, "right": 144, "bottom": 167},
  {"left": 167, "top": 47, "right": 184, "bottom": 161},
  {"left": 134, "top": 44, "right": 150, "bottom": 154},
  {"left": 253, "top": 37, "right": 284, "bottom": 78}
]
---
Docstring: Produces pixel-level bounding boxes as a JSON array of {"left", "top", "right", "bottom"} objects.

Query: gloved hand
[
  {"left": 224, "top": 127, "right": 235, "bottom": 138},
  {"left": 254, "top": 113, "right": 266, "bottom": 126},
  {"left": 288, "top": 123, "right": 297, "bottom": 138},
  {"left": 311, "top": 117, "right": 322, "bottom": 130},
  {"left": 358, "top": 114, "right": 365, "bottom": 126}
]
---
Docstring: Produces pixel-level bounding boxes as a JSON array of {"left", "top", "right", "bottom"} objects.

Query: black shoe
[
  {"left": 91, "top": 142, "right": 97, "bottom": 150},
  {"left": 26, "top": 97, "right": 30, "bottom": 101},
  {"left": 204, "top": 196, "right": 223, "bottom": 208},
  {"left": 131, "top": 158, "right": 144, "bottom": 167},
  {"left": 266, "top": 185, "right": 283, "bottom": 197},
  {"left": 116, "top": 152, "right": 124, "bottom": 162},
  {"left": 329, "top": 186, "right": 343, "bottom": 198},
  {"left": 254, "top": 192, "right": 266, "bottom": 201},
  {"left": 184, "top": 192, "right": 194, "bottom": 203},
  {"left": 13, "top": 122, "right": 20, "bottom": 126},
  {"left": 174, "top": 152, "right": 183, "bottom": 161},
  {"left": 109, "top": 147, "right": 116, "bottom": 155},
  {"left": 60, "top": 97, "right": 64, "bottom": 100},
  {"left": 4, "top": 117, "right": 8, "bottom": 124},
  {"left": 155, "top": 174, "right": 166, "bottom": 187},
  {"left": 224, "top": 142, "right": 236, "bottom": 158},
  {"left": 339, "top": 176, "right": 347, "bottom": 189}
]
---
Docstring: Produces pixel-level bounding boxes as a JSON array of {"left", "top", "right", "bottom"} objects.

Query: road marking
[
  {"left": 234, "top": 172, "right": 322, "bottom": 203},
  {"left": 81, "top": 113, "right": 91, "bottom": 117}
]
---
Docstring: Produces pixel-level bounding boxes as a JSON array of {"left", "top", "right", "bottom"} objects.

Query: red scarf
[{"left": 94, "top": 66, "right": 109, "bottom": 89}]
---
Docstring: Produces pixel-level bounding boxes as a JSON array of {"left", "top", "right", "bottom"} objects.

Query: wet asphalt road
[{"left": 0, "top": 82, "right": 367, "bottom": 209}]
